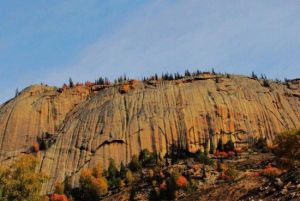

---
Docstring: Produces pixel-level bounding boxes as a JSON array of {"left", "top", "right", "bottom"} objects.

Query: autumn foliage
[
  {"left": 79, "top": 165, "right": 108, "bottom": 201},
  {"left": 125, "top": 170, "right": 134, "bottom": 185},
  {"left": 214, "top": 151, "right": 229, "bottom": 158},
  {"left": 260, "top": 163, "right": 282, "bottom": 178},
  {"left": 217, "top": 172, "right": 231, "bottom": 181},
  {"left": 0, "top": 154, "right": 48, "bottom": 201},
  {"left": 176, "top": 176, "right": 187, "bottom": 188},
  {"left": 92, "top": 163, "right": 103, "bottom": 178},
  {"left": 246, "top": 172, "right": 260, "bottom": 177},
  {"left": 84, "top": 81, "right": 95, "bottom": 87},
  {"left": 119, "top": 84, "right": 130, "bottom": 93},
  {"left": 54, "top": 182, "right": 65, "bottom": 194},
  {"left": 32, "top": 142, "right": 40, "bottom": 152},
  {"left": 50, "top": 194, "right": 68, "bottom": 201},
  {"left": 272, "top": 129, "right": 300, "bottom": 168}
]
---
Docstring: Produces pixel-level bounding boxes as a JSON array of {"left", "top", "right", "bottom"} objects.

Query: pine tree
[
  {"left": 184, "top": 69, "right": 191, "bottom": 77},
  {"left": 95, "top": 77, "right": 104, "bottom": 85},
  {"left": 224, "top": 139, "right": 235, "bottom": 152},
  {"left": 120, "top": 162, "right": 126, "bottom": 179},
  {"left": 217, "top": 138, "right": 224, "bottom": 152},
  {"left": 129, "top": 187, "right": 137, "bottom": 201},
  {"left": 69, "top": 77, "right": 74, "bottom": 87},
  {"left": 139, "top": 149, "right": 151, "bottom": 166},
  {"left": 129, "top": 155, "right": 141, "bottom": 171},
  {"left": 209, "top": 133, "right": 215, "bottom": 154},
  {"left": 251, "top": 71, "right": 258, "bottom": 79},
  {"left": 202, "top": 164, "right": 207, "bottom": 179},
  {"left": 15, "top": 88, "right": 19, "bottom": 97},
  {"left": 212, "top": 68, "right": 216, "bottom": 75},
  {"left": 104, "top": 77, "right": 110, "bottom": 85},
  {"left": 108, "top": 158, "right": 118, "bottom": 180}
]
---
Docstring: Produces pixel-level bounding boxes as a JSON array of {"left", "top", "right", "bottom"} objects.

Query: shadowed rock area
[{"left": 0, "top": 74, "right": 299, "bottom": 192}]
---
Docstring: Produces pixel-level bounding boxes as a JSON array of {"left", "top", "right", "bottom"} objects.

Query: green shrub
[
  {"left": 225, "top": 167, "right": 239, "bottom": 181},
  {"left": 129, "top": 187, "right": 137, "bottom": 201},
  {"left": 251, "top": 71, "right": 258, "bottom": 79},
  {"left": 217, "top": 138, "right": 224, "bottom": 152},
  {"left": 273, "top": 130, "right": 300, "bottom": 168},
  {"left": 138, "top": 149, "right": 159, "bottom": 167},
  {"left": 108, "top": 159, "right": 117, "bottom": 179},
  {"left": 224, "top": 139, "right": 235, "bottom": 152},
  {"left": 186, "top": 179, "right": 198, "bottom": 193},
  {"left": 129, "top": 155, "right": 141, "bottom": 171},
  {"left": 261, "top": 74, "right": 270, "bottom": 87},
  {"left": 252, "top": 137, "right": 269, "bottom": 153},
  {"left": 119, "top": 162, "right": 126, "bottom": 179},
  {"left": 195, "top": 151, "right": 214, "bottom": 166},
  {"left": 159, "top": 170, "right": 182, "bottom": 200},
  {"left": 139, "top": 149, "right": 151, "bottom": 164},
  {"left": 148, "top": 187, "right": 159, "bottom": 201}
]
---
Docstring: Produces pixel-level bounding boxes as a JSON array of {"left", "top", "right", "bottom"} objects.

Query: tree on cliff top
[{"left": 69, "top": 78, "right": 74, "bottom": 88}]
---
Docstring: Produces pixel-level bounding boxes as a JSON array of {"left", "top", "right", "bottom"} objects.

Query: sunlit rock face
[{"left": 0, "top": 75, "right": 299, "bottom": 191}]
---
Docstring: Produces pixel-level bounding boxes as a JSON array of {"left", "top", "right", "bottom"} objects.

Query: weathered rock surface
[
  {"left": 0, "top": 75, "right": 299, "bottom": 192},
  {"left": 0, "top": 85, "right": 90, "bottom": 160}
]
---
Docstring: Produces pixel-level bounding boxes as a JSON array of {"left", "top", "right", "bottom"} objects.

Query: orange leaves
[
  {"left": 75, "top": 82, "right": 84, "bottom": 87},
  {"left": 217, "top": 172, "right": 231, "bottom": 181},
  {"left": 79, "top": 166, "right": 108, "bottom": 197},
  {"left": 92, "top": 163, "right": 103, "bottom": 178},
  {"left": 32, "top": 142, "right": 40, "bottom": 153},
  {"left": 245, "top": 172, "right": 260, "bottom": 177},
  {"left": 214, "top": 151, "right": 229, "bottom": 158},
  {"left": 54, "top": 182, "right": 65, "bottom": 194},
  {"left": 84, "top": 81, "right": 95, "bottom": 87},
  {"left": 245, "top": 164, "right": 282, "bottom": 178},
  {"left": 88, "top": 176, "right": 109, "bottom": 196},
  {"left": 125, "top": 170, "right": 134, "bottom": 185},
  {"left": 0, "top": 155, "right": 48, "bottom": 200},
  {"left": 260, "top": 163, "right": 283, "bottom": 177},
  {"left": 50, "top": 193, "right": 68, "bottom": 201},
  {"left": 80, "top": 168, "right": 93, "bottom": 179},
  {"left": 118, "top": 80, "right": 140, "bottom": 94},
  {"left": 176, "top": 176, "right": 187, "bottom": 188},
  {"left": 119, "top": 84, "right": 130, "bottom": 94}
]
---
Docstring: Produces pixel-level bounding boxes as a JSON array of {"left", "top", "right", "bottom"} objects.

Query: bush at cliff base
[
  {"left": 176, "top": 176, "right": 188, "bottom": 188},
  {"left": 50, "top": 194, "right": 68, "bottom": 201},
  {"left": 78, "top": 167, "right": 108, "bottom": 201},
  {"left": 272, "top": 129, "right": 300, "bottom": 168},
  {"left": 0, "top": 154, "right": 48, "bottom": 201}
]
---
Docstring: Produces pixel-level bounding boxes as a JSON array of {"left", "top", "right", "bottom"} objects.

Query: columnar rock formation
[{"left": 0, "top": 74, "right": 299, "bottom": 191}]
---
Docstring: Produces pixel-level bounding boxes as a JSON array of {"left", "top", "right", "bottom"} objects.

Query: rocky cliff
[{"left": 0, "top": 74, "right": 299, "bottom": 192}]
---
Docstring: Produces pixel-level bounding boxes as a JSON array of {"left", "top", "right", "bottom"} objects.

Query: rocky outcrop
[
  {"left": 0, "top": 85, "right": 90, "bottom": 160},
  {"left": 0, "top": 75, "right": 299, "bottom": 192}
]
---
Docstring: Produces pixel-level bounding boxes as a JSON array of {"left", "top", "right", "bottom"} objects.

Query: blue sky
[{"left": 0, "top": 0, "right": 300, "bottom": 103}]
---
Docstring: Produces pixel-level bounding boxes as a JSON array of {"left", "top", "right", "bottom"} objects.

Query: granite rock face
[
  {"left": 0, "top": 85, "right": 90, "bottom": 159},
  {"left": 0, "top": 75, "right": 299, "bottom": 191}
]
